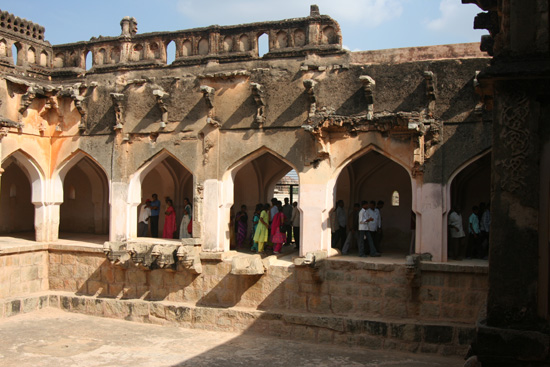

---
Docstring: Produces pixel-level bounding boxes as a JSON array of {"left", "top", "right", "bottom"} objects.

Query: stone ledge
[
  {"left": 420, "top": 262, "right": 489, "bottom": 274},
  {"left": 0, "top": 244, "right": 48, "bottom": 255},
  {"left": 0, "top": 291, "right": 474, "bottom": 356}
]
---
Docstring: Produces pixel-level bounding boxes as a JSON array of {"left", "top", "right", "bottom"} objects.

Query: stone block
[
  {"left": 384, "top": 286, "right": 408, "bottom": 299},
  {"left": 356, "top": 335, "right": 383, "bottom": 349},
  {"left": 23, "top": 297, "right": 39, "bottom": 313},
  {"left": 150, "top": 302, "right": 166, "bottom": 319},
  {"left": 101, "top": 267, "right": 115, "bottom": 284},
  {"left": 421, "top": 273, "right": 445, "bottom": 287},
  {"left": 419, "top": 288, "right": 440, "bottom": 302},
  {"left": 330, "top": 295, "right": 354, "bottom": 314},
  {"left": 21, "top": 266, "right": 39, "bottom": 282},
  {"left": 38, "top": 295, "right": 48, "bottom": 309},
  {"left": 166, "top": 305, "right": 193, "bottom": 323},
  {"left": 127, "top": 270, "right": 147, "bottom": 284},
  {"left": 128, "top": 302, "right": 149, "bottom": 317},
  {"left": 464, "top": 291, "right": 486, "bottom": 306},
  {"left": 423, "top": 325, "right": 453, "bottom": 344},
  {"left": 62, "top": 254, "right": 76, "bottom": 265},
  {"left": 447, "top": 274, "right": 470, "bottom": 288},
  {"left": 441, "top": 289, "right": 463, "bottom": 304},
  {"left": 356, "top": 299, "right": 382, "bottom": 315},
  {"left": 49, "top": 294, "right": 60, "bottom": 308},
  {"left": 382, "top": 299, "right": 407, "bottom": 318},
  {"left": 359, "top": 284, "right": 382, "bottom": 298},
  {"left": 71, "top": 297, "right": 87, "bottom": 312},
  {"left": 363, "top": 320, "right": 388, "bottom": 336},
  {"left": 60, "top": 295, "right": 71, "bottom": 310},
  {"left": 104, "top": 299, "right": 129, "bottom": 318},
  {"left": 6, "top": 299, "right": 21, "bottom": 317},
  {"left": 86, "top": 298, "right": 104, "bottom": 316},
  {"left": 307, "top": 294, "right": 332, "bottom": 314},
  {"left": 108, "top": 284, "right": 124, "bottom": 298},
  {"left": 420, "top": 303, "right": 440, "bottom": 318},
  {"left": 289, "top": 293, "right": 308, "bottom": 312},
  {"left": 390, "top": 324, "right": 421, "bottom": 342}
]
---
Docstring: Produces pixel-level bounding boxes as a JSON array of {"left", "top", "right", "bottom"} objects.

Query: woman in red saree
[
  {"left": 162, "top": 198, "right": 177, "bottom": 239},
  {"left": 271, "top": 201, "right": 286, "bottom": 254}
]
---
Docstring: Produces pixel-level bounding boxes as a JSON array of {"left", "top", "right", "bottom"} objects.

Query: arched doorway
[
  {"left": 334, "top": 150, "right": 413, "bottom": 255},
  {"left": 0, "top": 156, "right": 34, "bottom": 237},
  {"left": 59, "top": 156, "right": 109, "bottom": 237},
  {"left": 132, "top": 151, "right": 193, "bottom": 239},
  {"left": 229, "top": 150, "right": 298, "bottom": 251}
]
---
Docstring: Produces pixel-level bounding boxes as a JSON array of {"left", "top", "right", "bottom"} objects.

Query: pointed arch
[
  {"left": 224, "top": 146, "right": 299, "bottom": 182},
  {"left": 129, "top": 149, "right": 193, "bottom": 205},
  {"left": 1, "top": 149, "right": 45, "bottom": 203},
  {"left": 332, "top": 144, "right": 413, "bottom": 254},
  {"left": 52, "top": 149, "right": 109, "bottom": 204},
  {"left": 128, "top": 149, "right": 194, "bottom": 239},
  {"left": 444, "top": 149, "right": 491, "bottom": 261}
]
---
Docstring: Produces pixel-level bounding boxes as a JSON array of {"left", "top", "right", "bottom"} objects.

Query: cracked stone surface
[{"left": 0, "top": 308, "right": 464, "bottom": 367}]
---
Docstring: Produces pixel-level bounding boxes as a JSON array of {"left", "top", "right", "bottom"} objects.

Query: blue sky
[{"left": 2, "top": 0, "right": 486, "bottom": 51}]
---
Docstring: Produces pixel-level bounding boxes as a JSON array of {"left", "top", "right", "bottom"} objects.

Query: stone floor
[{"left": 0, "top": 308, "right": 465, "bottom": 367}]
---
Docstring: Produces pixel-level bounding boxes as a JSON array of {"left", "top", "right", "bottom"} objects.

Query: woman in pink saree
[
  {"left": 162, "top": 198, "right": 177, "bottom": 239},
  {"left": 271, "top": 201, "right": 287, "bottom": 254}
]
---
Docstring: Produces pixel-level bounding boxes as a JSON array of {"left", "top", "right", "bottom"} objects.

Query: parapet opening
[
  {"left": 166, "top": 40, "right": 176, "bottom": 65},
  {"left": 257, "top": 33, "right": 268, "bottom": 57},
  {"left": 85, "top": 50, "right": 91, "bottom": 71}
]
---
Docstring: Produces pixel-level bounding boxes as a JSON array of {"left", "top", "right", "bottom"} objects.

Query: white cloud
[
  {"left": 426, "top": 0, "right": 479, "bottom": 36},
  {"left": 176, "top": 0, "right": 403, "bottom": 28}
]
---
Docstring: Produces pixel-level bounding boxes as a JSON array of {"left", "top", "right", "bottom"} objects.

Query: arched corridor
[
  {"left": 59, "top": 156, "right": 109, "bottom": 236},
  {"left": 137, "top": 154, "right": 193, "bottom": 239},
  {"left": 0, "top": 157, "right": 34, "bottom": 235},
  {"left": 227, "top": 150, "right": 298, "bottom": 251},
  {"left": 335, "top": 150, "right": 412, "bottom": 255}
]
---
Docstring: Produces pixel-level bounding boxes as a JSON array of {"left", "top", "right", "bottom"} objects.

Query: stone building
[{"left": 0, "top": 3, "right": 547, "bottom": 364}]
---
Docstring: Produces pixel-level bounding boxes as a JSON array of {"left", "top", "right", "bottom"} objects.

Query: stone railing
[
  {"left": 51, "top": 5, "right": 343, "bottom": 73},
  {"left": 0, "top": 9, "right": 52, "bottom": 74}
]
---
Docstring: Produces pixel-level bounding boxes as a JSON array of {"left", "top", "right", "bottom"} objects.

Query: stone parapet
[
  {"left": 350, "top": 43, "right": 490, "bottom": 65},
  {"left": 51, "top": 10, "right": 343, "bottom": 74},
  {"left": 0, "top": 248, "right": 48, "bottom": 299}
]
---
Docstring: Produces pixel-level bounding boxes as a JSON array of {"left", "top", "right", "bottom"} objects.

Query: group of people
[
  {"left": 333, "top": 200, "right": 384, "bottom": 258},
  {"left": 448, "top": 202, "right": 490, "bottom": 260},
  {"left": 232, "top": 197, "right": 300, "bottom": 254},
  {"left": 138, "top": 194, "right": 192, "bottom": 239}
]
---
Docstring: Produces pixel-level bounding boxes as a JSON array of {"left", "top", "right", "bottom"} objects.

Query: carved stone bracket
[
  {"left": 0, "top": 127, "right": 8, "bottom": 141},
  {"left": 110, "top": 93, "right": 125, "bottom": 130},
  {"left": 200, "top": 85, "right": 220, "bottom": 127},
  {"left": 303, "top": 79, "right": 318, "bottom": 117},
  {"left": 359, "top": 75, "right": 375, "bottom": 120},
  {"left": 152, "top": 89, "right": 169, "bottom": 127},
  {"left": 423, "top": 71, "right": 436, "bottom": 117},
  {"left": 250, "top": 82, "right": 266, "bottom": 127},
  {"left": 58, "top": 83, "right": 88, "bottom": 131},
  {"left": 19, "top": 85, "right": 38, "bottom": 117},
  {"left": 474, "top": 70, "right": 493, "bottom": 115},
  {"left": 103, "top": 241, "right": 202, "bottom": 274},
  {"left": 200, "top": 85, "right": 215, "bottom": 109}
]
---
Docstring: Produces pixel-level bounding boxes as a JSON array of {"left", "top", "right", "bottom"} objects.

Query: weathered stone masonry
[{"left": 0, "top": 5, "right": 497, "bottom": 357}]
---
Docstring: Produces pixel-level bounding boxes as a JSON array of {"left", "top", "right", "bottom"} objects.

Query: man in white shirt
[
  {"left": 448, "top": 205, "right": 466, "bottom": 260},
  {"left": 357, "top": 201, "right": 381, "bottom": 257},
  {"left": 138, "top": 199, "right": 151, "bottom": 237}
]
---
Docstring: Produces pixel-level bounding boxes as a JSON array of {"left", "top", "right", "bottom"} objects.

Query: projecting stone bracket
[
  {"left": 110, "top": 93, "right": 125, "bottom": 130},
  {"left": 359, "top": 75, "right": 375, "bottom": 120},
  {"left": 250, "top": 82, "right": 266, "bottom": 127},
  {"left": 152, "top": 89, "right": 170, "bottom": 128},
  {"left": 103, "top": 241, "right": 202, "bottom": 274}
]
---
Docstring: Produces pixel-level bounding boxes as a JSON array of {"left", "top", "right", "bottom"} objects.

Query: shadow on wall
[{"left": 60, "top": 249, "right": 486, "bottom": 359}]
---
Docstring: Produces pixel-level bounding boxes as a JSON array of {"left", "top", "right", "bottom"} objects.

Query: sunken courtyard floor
[{"left": 0, "top": 308, "right": 465, "bottom": 367}]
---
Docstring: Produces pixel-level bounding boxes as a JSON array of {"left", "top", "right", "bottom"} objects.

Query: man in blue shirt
[{"left": 150, "top": 193, "right": 161, "bottom": 238}]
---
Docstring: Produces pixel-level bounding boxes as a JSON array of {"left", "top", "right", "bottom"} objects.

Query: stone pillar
[
  {"left": 416, "top": 182, "right": 444, "bottom": 261},
  {"left": 33, "top": 202, "right": 60, "bottom": 242},
  {"left": 110, "top": 181, "right": 129, "bottom": 242},
  {"left": 298, "top": 182, "right": 332, "bottom": 256},
  {"left": 202, "top": 178, "right": 225, "bottom": 252}
]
